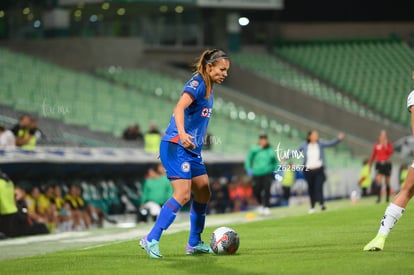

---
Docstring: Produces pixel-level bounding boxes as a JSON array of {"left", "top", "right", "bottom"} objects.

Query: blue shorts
[{"left": 159, "top": 141, "right": 207, "bottom": 180}]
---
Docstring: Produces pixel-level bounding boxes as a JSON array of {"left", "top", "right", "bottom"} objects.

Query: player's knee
[
  {"left": 202, "top": 186, "right": 212, "bottom": 202},
  {"left": 174, "top": 191, "right": 191, "bottom": 205},
  {"left": 200, "top": 182, "right": 211, "bottom": 195},
  {"left": 206, "top": 186, "right": 212, "bottom": 199},
  {"left": 182, "top": 193, "right": 191, "bottom": 204}
]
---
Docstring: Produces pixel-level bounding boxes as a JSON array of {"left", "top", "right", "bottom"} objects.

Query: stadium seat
[
  {"left": 273, "top": 38, "right": 414, "bottom": 125},
  {"left": 0, "top": 47, "right": 360, "bottom": 167}
]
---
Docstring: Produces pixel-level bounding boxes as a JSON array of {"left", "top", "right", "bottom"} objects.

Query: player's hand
[
  {"left": 180, "top": 133, "right": 195, "bottom": 149},
  {"left": 337, "top": 132, "right": 345, "bottom": 140}
]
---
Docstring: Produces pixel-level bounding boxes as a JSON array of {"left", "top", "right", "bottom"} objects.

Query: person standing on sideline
[
  {"left": 140, "top": 164, "right": 173, "bottom": 220},
  {"left": 369, "top": 130, "right": 394, "bottom": 203},
  {"left": 299, "top": 130, "right": 344, "bottom": 214},
  {"left": 245, "top": 134, "right": 278, "bottom": 216},
  {"left": 139, "top": 49, "right": 230, "bottom": 259},
  {"left": 363, "top": 89, "right": 414, "bottom": 251},
  {"left": 281, "top": 163, "right": 296, "bottom": 206},
  {"left": 0, "top": 171, "right": 19, "bottom": 237},
  {"left": 358, "top": 159, "right": 372, "bottom": 197}
]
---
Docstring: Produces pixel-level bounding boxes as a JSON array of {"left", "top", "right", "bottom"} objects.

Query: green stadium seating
[
  {"left": 273, "top": 38, "right": 414, "bottom": 126},
  {"left": 95, "top": 67, "right": 360, "bottom": 167},
  {"left": 0, "top": 47, "right": 359, "bottom": 167},
  {"left": 230, "top": 52, "right": 382, "bottom": 122}
]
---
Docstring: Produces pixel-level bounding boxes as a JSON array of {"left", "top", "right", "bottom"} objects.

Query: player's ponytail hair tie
[{"left": 203, "top": 49, "right": 229, "bottom": 65}]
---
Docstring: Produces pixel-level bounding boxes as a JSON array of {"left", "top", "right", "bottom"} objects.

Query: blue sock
[
  {"left": 188, "top": 200, "right": 207, "bottom": 247},
  {"left": 147, "top": 197, "right": 182, "bottom": 242}
]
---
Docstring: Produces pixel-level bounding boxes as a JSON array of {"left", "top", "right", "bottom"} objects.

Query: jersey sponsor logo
[
  {"left": 201, "top": 107, "right": 212, "bottom": 117},
  {"left": 181, "top": 162, "right": 190, "bottom": 172}
]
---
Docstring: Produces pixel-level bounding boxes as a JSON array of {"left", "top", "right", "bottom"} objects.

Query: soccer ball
[{"left": 210, "top": 226, "right": 240, "bottom": 255}]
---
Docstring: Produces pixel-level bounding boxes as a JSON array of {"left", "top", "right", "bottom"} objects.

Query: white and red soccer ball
[{"left": 210, "top": 226, "right": 240, "bottom": 255}]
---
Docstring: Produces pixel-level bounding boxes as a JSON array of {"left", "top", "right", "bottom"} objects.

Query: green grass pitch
[{"left": 1, "top": 198, "right": 414, "bottom": 275}]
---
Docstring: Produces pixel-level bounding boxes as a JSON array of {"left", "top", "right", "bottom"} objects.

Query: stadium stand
[
  {"left": 230, "top": 52, "right": 384, "bottom": 122},
  {"left": 0, "top": 45, "right": 382, "bottom": 238},
  {"left": 0, "top": 104, "right": 132, "bottom": 147},
  {"left": 95, "top": 67, "right": 360, "bottom": 167},
  {"left": 0, "top": 47, "right": 169, "bottom": 145},
  {"left": 273, "top": 38, "right": 414, "bottom": 126},
  {"left": 0, "top": 45, "right": 361, "bottom": 166}
]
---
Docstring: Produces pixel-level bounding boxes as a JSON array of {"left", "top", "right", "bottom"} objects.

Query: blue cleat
[
  {"left": 140, "top": 236, "right": 163, "bottom": 259},
  {"left": 186, "top": 241, "right": 213, "bottom": 255}
]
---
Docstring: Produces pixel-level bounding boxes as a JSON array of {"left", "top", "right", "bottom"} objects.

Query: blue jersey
[{"left": 162, "top": 74, "right": 213, "bottom": 155}]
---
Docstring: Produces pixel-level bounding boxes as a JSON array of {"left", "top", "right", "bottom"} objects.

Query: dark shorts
[
  {"left": 375, "top": 161, "right": 392, "bottom": 176},
  {"left": 159, "top": 141, "right": 207, "bottom": 180}
]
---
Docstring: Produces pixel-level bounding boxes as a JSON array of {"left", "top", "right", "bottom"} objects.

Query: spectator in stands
[
  {"left": 144, "top": 123, "right": 162, "bottom": 153},
  {"left": 51, "top": 185, "right": 65, "bottom": 211},
  {"left": 42, "top": 185, "right": 60, "bottom": 232},
  {"left": 245, "top": 134, "right": 278, "bottom": 216},
  {"left": 208, "top": 178, "right": 230, "bottom": 214},
  {"left": 369, "top": 130, "right": 394, "bottom": 203},
  {"left": 358, "top": 159, "right": 372, "bottom": 197},
  {"left": 51, "top": 185, "right": 73, "bottom": 232},
  {"left": 228, "top": 177, "right": 254, "bottom": 212},
  {"left": 0, "top": 125, "right": 16, "bottom": 150},
  {"left": 65, "top": 184, "right": 91, "bottom": 230},
  {"left": 15, "top": 185, "right": 49, "bottom": 236},
  {"left": 140, "top": 164, "right": 173, "bottom": 220},
  {"left": 122, "top": 124, "right": 144, "bottom": 143},
  {"left": 299, "top": 130, "right": 344, "bottom": 214},
  {"left": 29, "top": 116, "right": 45, "bottom": 145},
  {"left": 11, "top": 114, "right": 33, "bottom": 148},
  {"left": 25, "top": 186, "right": 48, "bottom": 225}
]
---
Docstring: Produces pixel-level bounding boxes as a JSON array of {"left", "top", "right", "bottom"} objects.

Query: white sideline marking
[{"left": 0, "top": 231, "right": 90, "bottom": 246}]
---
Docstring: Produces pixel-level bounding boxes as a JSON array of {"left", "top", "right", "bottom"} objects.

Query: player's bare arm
[{"left": 174, "top": 92, "right": 195, "bottom": 149}]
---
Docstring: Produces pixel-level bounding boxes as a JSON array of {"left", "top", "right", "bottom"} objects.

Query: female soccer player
[
  {"left": 363, "top": 89, "right": 414, "bottom": 251},
  {"left": 140, "top": 49, "right": 230, "bottom": 258},
  {"left": 369, "top": 130, "right": 394, "bottom": 203}
]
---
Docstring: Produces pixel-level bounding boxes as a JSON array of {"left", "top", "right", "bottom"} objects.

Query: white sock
[{"left": 378, "top": 203, "right": 405, "bottom": 236}]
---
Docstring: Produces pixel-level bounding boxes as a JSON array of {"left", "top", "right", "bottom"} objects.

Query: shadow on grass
[{"left": 162, "top": 253, "right": 263, "bottom": 275}]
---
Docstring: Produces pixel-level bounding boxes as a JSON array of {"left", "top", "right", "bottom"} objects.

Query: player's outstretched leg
[
  {"left": 140, "top": 197, "right": 182, "bottom": 258},
  {"left": 363, "top": 167, "right": 414, "bottom": 252},
  {"left": 363, "top": 203, "right": 404, "bottom": 251}
]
